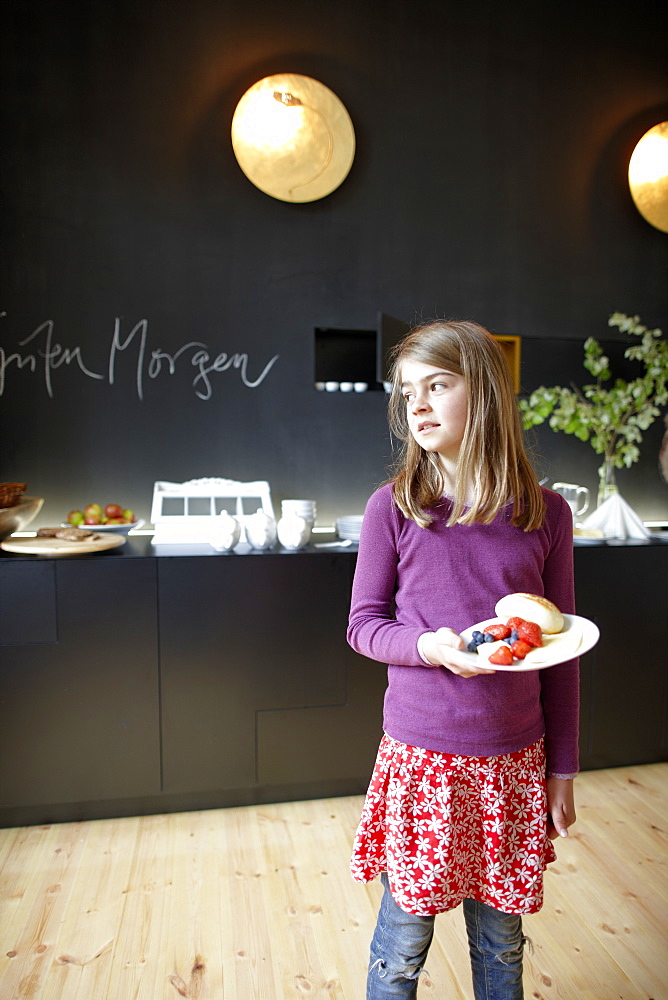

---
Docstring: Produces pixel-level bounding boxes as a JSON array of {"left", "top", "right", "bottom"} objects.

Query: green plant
[{"left": 519, "top": 313, "right": 668, "bottom": 480}]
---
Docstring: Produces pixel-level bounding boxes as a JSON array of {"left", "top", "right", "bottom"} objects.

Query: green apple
[{"left": 66, "top": 509, "right": 84, "bottom": 526}]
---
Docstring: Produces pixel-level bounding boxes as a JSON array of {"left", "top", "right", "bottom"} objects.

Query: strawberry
[
  {"left": 483, "top": 623, "right": 513, "bottom": 641},
  {"left": 506, "top": 616, "right": 527, "bottom": 630},
  {"left": 516, "top": 620, "right": 543, "bottom": 647},
  {"left": 488, "top": 644, "right": 514, "bottom": 665},
  {"left": 510, "top": 639, "right": 533, "bottom": 659}
]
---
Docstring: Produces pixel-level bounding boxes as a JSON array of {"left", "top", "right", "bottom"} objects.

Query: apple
[
  {"left": 67, "top": 509, "right": 84, "bottom": 526},
  {"left": 122, "top": 508, "right": 134, "bottom": 523},
  {"left": 84, "top": 514, "right": 101, "bottom": 525},
  {"left": 83, "top": 503, "right": 103, "bottom": 520},
  {"left": 105, "top": 503, "right": 123, "bottom": 519}
]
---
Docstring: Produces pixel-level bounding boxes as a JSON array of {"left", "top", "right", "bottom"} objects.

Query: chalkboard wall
[{"left": 2, "top": 0, "right": 667, "bottom": 527}]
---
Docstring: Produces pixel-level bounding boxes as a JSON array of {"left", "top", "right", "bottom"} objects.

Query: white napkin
[{"left": 579, "top": 493, "right": 649, "bottom": 540}]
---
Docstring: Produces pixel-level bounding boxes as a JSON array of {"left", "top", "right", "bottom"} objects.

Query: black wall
[{"left": 2, "top": 0, "right": 667, "bottom": 526}]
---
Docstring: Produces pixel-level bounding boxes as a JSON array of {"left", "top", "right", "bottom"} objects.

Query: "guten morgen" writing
[{"left": 0, "top": 316, "right": 280, "bottom": 401}]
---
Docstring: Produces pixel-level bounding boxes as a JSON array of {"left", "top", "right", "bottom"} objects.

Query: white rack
[{"left": 150, "top": 478, "right": 274, "bottom": 544}]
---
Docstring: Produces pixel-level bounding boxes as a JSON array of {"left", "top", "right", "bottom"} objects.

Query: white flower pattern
[{"left": 350, "top": 735, "right": 556, "bottom": 916}]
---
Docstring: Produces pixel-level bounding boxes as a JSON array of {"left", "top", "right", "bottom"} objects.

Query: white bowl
[
  {"left": 0, "top": 497, "right": 44, "bottom": 540},
  {"left": 60, "top": 518, "right": 145, "bottom": 535},
  {"left": 336, "top": 513, "right": 364, "bottom": 541}
]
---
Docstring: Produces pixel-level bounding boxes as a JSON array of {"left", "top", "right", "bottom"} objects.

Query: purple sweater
[{"left": 347, "top": 483, "right": 580, "bottom": 775}]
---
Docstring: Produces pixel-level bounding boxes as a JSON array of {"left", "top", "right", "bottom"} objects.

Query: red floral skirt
[{"left": 351, "top": 734, "right": 556, "bottom": 916}]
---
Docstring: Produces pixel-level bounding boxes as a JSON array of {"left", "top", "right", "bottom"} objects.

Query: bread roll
[{"left": 494, "top": 592, "right": 564, "bottom": 634}]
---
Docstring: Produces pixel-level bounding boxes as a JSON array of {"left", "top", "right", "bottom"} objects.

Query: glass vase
[{"left": 597, "top": 457, "right": 619, "bottom": 507}]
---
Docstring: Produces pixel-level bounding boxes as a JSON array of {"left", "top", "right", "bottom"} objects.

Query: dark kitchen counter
[
  {"left": 2, "top": 525, "right": 668, "bottom": 562},
  {"left": 0, "top": 535, "right": 666, "bottom": 826}
]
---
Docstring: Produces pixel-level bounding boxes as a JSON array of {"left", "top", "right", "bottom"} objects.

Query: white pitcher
[
  {"left": 277, "top": 512, "right": 311, "bottom": 550},
  {"left": 246, "top": 508, "right": 277, "bottom": 550},
  {"left": 552, "top": 482, "right": 590, "bottom": 521},
  {"left": 209, "top": 510, "right": 241, "bottom": 551}
]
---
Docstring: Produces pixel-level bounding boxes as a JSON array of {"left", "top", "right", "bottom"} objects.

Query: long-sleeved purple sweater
[{"left": 347, "top": 483, "right": 580, "bottom": 775}]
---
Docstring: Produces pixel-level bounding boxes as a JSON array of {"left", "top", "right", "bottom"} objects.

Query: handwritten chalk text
[{"left": 0, "top": 316, "right": 280, "bottom": 400}]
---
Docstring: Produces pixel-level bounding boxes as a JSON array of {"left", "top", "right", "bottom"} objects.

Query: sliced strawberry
[
  {"left": 510, "top": 639, "right": 533, "bottom": 660},
  {"left": 483, "top": 622, "right": 513, "bottom": 641},
  {"left": 516, "top": 620, "right": 543, "bottom": 647},
  {"left": 488, "top": 644, "right": 514, "bottom": 665},
  {"left": 506, "top": 616, "right": 527, "bottom": 630}
]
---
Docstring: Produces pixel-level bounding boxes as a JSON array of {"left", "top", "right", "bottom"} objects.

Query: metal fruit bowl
[{"left": 0, "top": 497, "right": 44, "bottom": 540}]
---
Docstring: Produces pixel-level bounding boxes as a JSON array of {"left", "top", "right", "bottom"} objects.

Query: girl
[{"left": 347, "top": 320, "right": 578, "bottom": 1000}]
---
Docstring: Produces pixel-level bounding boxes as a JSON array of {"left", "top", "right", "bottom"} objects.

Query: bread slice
[{"left": 494, "top": 593, "right": 564, "bottom": 634}]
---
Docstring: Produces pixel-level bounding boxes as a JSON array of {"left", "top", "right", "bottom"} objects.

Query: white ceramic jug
[
  {"left": 277, "top": 512, "right": 311, "bottom": 550},
  {"left": 209, "top": 510, "right": 241, "bottom": 551},
  {"left": 246, "top": 508, "right": 277, "bottom": 550}
]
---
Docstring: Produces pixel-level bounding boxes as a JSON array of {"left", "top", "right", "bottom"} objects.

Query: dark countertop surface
[{"left": 1, "top": 531, "right": 667, "bottom": 560}]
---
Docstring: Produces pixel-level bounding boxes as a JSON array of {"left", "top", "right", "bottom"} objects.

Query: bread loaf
[{"left": 494, "top": 592, "right": 564, "bottom": 634}]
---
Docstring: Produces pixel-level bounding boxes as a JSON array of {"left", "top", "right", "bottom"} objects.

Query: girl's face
[{"left": 400, "top": 359, "right": 469, "bottom": 468}]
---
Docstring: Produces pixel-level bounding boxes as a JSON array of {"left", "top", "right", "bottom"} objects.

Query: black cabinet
[
  {"left": 157, "top": 553, "right": 383, "bottom": 798},
  {"left": 575, "top": 544, "right": 668, "bottom": 770},
  {"left": 0, "top": 558, "right": 161, "bottom": 819},
  {"left": 0, "top": 539, "right": 665, "bottom": 826}
]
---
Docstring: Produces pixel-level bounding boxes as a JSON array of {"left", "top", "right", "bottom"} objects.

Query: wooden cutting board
[{"left": 1, "top": 533, "right": 127, "bottom": 556}]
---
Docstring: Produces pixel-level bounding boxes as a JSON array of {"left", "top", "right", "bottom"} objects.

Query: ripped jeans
[{"left": 367, "top": 873, "right": 525, "bottom": 1000}]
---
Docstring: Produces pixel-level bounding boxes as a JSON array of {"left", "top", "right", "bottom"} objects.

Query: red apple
[
  {"left": 83, "top": 503, "right": 103, "bottom": 520},
  {"left": 84, "top": 515, "right": 101, "bottom": 525},
  {"left": 105, "top": 503, "right": 123, "bottom": 519},
  {"left": 66, "top": 509, "right": 84, "bottom": 526}
]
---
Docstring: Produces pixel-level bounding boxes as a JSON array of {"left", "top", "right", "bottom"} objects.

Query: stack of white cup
[{"left": 281, "top": 499, "right": 317, "bottom": 525}]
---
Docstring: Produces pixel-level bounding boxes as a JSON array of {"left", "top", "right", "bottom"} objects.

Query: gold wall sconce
[
  {"left": 231, "top": 74, "right": 355, "bottom": 203},
  {"left": 628, "top": 121, "right": 668, "bottom": 233}
]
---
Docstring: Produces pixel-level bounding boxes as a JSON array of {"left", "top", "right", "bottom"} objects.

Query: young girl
[{"left": 347, "top": 320, "right": 578, "bottom": 1000}]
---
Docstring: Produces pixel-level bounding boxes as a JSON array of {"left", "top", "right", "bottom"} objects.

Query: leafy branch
[{"left": 519, "top": 313, "right": 668, "bottom": 475}]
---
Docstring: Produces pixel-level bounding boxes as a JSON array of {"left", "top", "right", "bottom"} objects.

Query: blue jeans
[{"left": 367, "top": 873, "right": 525, "bottom": 1000}]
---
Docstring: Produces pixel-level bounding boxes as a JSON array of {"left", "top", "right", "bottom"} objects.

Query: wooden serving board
[{"left": 1, "top": 533, "right": 127, "bottom": 556}]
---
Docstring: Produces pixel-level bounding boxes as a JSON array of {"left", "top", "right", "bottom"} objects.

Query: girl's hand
[
  {"left": 546, "top": 776, "right": 576, "bottom": 839},
  {"left": 421, "top": 627, "right": 496, "bottom": 677}
]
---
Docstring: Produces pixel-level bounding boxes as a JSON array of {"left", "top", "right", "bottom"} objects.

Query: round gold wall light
[
  {"left": 231, "top": 74, "right": 355, "bottom": 203},
  {"left": 628, "top": 121, "right": 668, "bottom": 233}
]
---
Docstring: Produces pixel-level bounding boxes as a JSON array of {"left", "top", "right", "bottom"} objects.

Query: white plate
[
  {"left": 460, "top": 614, "right": 600, "bottom": 672},
  {"left": 61, "top": 519, "right": 145, "bottom": 535}
]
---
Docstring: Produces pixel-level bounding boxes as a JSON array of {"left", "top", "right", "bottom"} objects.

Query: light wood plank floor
[{"left": 0, "top": 763, "right": 666, "bottom": 999}]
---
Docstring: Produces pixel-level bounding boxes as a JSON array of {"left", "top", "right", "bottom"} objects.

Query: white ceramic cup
[
  {"left": 340, "top": 381, "right": 354, "bottom": 392},
  {"left": 325, "top": 381, "right": 339, "bottom": 392}
]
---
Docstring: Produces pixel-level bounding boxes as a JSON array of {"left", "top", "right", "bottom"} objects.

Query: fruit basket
[{"left": 0, "top": 482, "right": 27, "bottom": 508}]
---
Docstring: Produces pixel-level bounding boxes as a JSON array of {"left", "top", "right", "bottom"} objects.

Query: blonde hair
[{"left": 388, "top": 320, "right": 545, "bottom": 530}]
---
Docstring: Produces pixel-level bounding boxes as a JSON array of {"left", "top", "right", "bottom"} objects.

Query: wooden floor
[{"left": 0, "top": 764, "right": 666, "bottom": 1000}]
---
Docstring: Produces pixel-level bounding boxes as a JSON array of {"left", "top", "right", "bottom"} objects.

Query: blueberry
[
  {"left": 467, "top": 631, "right": 486, "bottom": 652},
  {"left": 510, "top": 630, "right": 519, "bottom": 642},
  {"left": 484, "top": 633, "right": 495, "bottom": 642}
]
